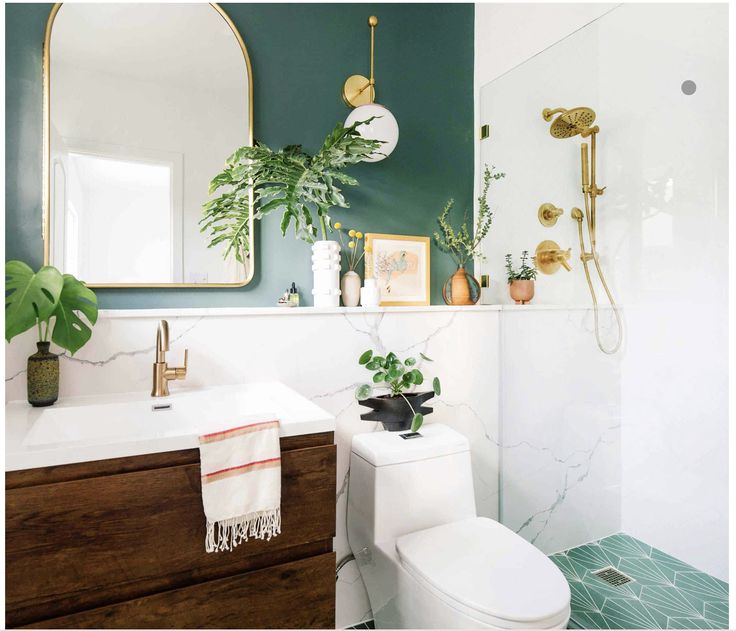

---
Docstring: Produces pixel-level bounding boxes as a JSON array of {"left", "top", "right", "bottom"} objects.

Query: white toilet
[{"left": 347, "top": 424, "right": 571, "bottom": 629}]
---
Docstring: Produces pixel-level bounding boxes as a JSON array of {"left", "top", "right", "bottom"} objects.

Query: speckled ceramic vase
[{"left": 27, "top": 342, "right": 59, "bottom": 407}]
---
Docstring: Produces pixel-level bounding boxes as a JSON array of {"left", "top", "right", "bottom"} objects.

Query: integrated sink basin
[{"left": 5, "top": 381, "right": 335, "bottom": 471}]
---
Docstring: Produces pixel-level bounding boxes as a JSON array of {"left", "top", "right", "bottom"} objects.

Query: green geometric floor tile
[{"left": 549, "top": 533, "right": 729, "bottom": 630}]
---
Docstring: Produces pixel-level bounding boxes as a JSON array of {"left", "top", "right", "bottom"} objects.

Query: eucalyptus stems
[{"left": 434, "top": 165, "right": 505, "bottom": 268}]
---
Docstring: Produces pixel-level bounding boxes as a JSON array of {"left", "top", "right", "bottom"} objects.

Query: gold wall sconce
[
  {"left": 342, "top": 15, "right": 399, "bottom": 162},
  {"left": 535, "top": 240, "right": 572, "bottom": 274},
  {"left": 538, "top": 203, "right": 564, "bottom": 227}
]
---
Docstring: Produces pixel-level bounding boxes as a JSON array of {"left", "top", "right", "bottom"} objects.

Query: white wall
[{"left": 476, "top": 3, "right": 729, "bottom": 580}]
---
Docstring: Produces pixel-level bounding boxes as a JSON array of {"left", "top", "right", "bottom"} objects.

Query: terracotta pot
[
  {"left": 358, "top": 391, "right": 435, "bottom": 432},
  {"left": 509, "top": 280, "right": 535, "bottom": 304},
  {"left": 442, "top": 267, "right": 480, "bottom": 305},
  {"left": 341, "top": 270, "right": 361, "bottom": 307},
  {"left": 27, "top": 341, "right": 59, "bottom": 407}
]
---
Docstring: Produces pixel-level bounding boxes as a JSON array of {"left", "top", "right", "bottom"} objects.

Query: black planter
[{"left": 358, "top": 391, "right": 435, "bottom": 432}]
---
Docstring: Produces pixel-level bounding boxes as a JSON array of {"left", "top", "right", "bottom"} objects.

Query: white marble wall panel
[
  {"left": 5, "top": 306, "right": 500, "bottom": 628},
  {"left": 500, "top": 308, "right": 622, "bottom": 554}
]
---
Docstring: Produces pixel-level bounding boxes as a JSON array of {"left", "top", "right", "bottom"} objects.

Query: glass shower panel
[{"left": 480, "top": 3, "right": 728, "bottom": 569}]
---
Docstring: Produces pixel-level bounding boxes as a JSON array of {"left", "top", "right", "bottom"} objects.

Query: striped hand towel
[{"left": 198, "top": 419, "right": 282, "bottom": 553}]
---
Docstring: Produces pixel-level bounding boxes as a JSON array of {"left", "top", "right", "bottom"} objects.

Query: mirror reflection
[{"left": 46, "top": 3, "right": 253, "bottom": 286}]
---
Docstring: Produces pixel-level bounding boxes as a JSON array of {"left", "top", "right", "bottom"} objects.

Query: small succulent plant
[{"left": 505, "top": 251, "right": 538, "bottom": 282}]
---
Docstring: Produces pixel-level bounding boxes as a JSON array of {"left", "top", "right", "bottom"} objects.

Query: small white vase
[
  {"left": 341, "top": 271, "right": 361, "bottom": 307},
  {"left": 360, "top": 278, "right": 381, "bottom": 307},
  {"left": 311, "top": 240, "right": 341, "bottom": 308}
]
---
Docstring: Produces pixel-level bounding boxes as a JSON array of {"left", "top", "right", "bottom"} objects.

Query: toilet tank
[{"left": 347, "top": 424, "right": 477, "bottom": 546}]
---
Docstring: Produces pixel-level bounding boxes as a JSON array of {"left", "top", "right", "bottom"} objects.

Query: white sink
[{"left": 6, "top": 382, "right": 335, "bottom": 471}]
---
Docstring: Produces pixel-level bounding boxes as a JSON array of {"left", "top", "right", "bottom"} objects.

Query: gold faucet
[
  {"left": 535, "top": 240, "right": 572, "bottom": 274},
  {"left": 151, "top": 320, "right": 188, "bottom": 397}
]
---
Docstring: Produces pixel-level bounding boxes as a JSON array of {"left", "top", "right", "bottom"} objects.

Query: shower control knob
[
  {"left": 535, "top": 240, "right": 572, "bottom": 274},
  {"left": 538, "top": 203, "right": 564, "bottom": 227}
]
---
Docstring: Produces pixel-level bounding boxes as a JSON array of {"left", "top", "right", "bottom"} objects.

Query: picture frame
[{"left": 364, "top": 233, "right": 430, "bottom": 306}]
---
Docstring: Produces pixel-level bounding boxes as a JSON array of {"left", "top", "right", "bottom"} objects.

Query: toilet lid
[{"left": 396, "top": 517, "right": 571, "bottom": 627}]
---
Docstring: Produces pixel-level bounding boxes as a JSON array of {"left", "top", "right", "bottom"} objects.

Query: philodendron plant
[
  {"left": 5, "top": 261, "right": 98, "bottom": 354},
  {"left": 355, "top": 350, "right": 441, "bottom": 432},
  {"left": 201, "top": 119, "right": 382, "bottom": 259}
]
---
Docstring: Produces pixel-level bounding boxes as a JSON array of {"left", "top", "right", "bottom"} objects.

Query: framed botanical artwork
[{"left": 365, "top": 233, "right": 430, "bottom": 306}]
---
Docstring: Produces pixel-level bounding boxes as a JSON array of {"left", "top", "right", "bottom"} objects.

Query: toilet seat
[{"left": 396, "top": 517, "right": 571, "bottom": 629}]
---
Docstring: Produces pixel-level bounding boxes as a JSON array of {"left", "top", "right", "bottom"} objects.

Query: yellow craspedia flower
[
  {"left": 334, "top": 222, "right": 342, "bottom": 230},
  {"left": 348, "top": 229, "right": 356, "bottom": 237},
  {"left": 348, "top": 241, "right": 356, "bottom": 248},
  {"left": 356, "top": 231, "right": 363, "bottom": 239}
]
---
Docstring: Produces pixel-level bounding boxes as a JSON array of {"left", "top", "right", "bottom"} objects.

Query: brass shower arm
[{"left": 542, "top": 107, "right": 568, "bottom": 122}]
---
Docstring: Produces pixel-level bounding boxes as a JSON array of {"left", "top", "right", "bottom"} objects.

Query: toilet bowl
[{"left": 347, "top": 423, "right": 571, "bottom": 629}]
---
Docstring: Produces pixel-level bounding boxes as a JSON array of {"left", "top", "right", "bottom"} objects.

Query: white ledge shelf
[{"left": 97, "top": 304, "right": 607, "bottom": 319}]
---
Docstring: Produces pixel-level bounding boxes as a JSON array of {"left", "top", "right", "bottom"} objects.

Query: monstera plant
[{"left": 5, "top": 261, "right": 98, "bottom": 406}]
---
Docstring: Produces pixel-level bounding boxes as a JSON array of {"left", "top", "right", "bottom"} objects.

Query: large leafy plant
[
  {"left": 5, "top": 261, "right": 98, "bottom": 354},
  {"left": 201, "top": 119, "right": 382, "bottom": 260},
  {"left": 434, "top": 165, "right": 505, "bottom": 268},
  {"left": 355, "top": 349, "right": 441, "bottom": 431}
]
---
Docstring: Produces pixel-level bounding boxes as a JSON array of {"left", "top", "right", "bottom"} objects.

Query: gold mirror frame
[{"left": 42, "top": 3, "right": 255, "bottom": 288}]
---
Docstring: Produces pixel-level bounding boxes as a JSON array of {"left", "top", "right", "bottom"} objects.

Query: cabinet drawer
[
  {"left": 6, "top": 443, "right": 336, "bottom": 627},
  {"left": 27, "top": 552, "right": 336, "bottom": 629}
]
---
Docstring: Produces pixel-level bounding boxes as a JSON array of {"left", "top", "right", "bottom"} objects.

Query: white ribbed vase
[{"left": 311, "top": 240, "right": 341, "bottom": 308}]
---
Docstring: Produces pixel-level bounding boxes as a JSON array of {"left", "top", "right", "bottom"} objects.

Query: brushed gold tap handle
[
  {"left": 536, "top": 240, "right": 572, "bottom": 275},
  {"left": 560, "top": 249, "right": 572, "bottom": 271},
  {"left": 176, "top": 349, "right": 188, "bottom": 380},
  {"left": 538, "top": 203, "right": 564, "bottom": 227}
]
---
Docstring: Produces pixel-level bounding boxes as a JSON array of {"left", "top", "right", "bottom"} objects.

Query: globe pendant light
[{"left": 342, "top": 16, "right": 398, "bottom": 162}]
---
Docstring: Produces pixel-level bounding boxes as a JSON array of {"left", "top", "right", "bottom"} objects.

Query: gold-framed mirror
[{"left": 43, "top": 3, "right": 254, "bottom": 287}]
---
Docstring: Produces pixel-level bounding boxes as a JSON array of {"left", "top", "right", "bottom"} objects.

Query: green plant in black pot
[
  {"left": 5, "top": 261, "right": 98, "bottom": 407},
  {"left": 355, "top": 350, "right": 441, "bottom": 432}
]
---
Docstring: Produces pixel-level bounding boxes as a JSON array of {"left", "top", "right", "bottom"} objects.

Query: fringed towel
[{"left": 198, "top": 419, "right": 282, "bottom": 553}]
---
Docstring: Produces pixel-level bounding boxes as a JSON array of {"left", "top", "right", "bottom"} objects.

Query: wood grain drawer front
[
  {"left": 6, "top": 443, "right": 336, "bottom": 627},
  {"left": 27, "top": 552, "right": 336, "bottom": 629}
]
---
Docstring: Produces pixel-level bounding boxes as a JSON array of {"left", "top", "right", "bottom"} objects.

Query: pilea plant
[
  {"left": 505, "top": 251, "right": 538, "bottom": 282},
  {"left": 355, "top": 349, "right": 441, "bottom": 432}
]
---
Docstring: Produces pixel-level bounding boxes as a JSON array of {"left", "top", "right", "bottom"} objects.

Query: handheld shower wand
[{"left": 543, "top": 107, "right": 622, "bottom": 354}]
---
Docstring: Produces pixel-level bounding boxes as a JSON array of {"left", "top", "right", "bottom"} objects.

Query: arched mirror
[{"left": 43, "top": 3, "right": 253, "bottom": 287}]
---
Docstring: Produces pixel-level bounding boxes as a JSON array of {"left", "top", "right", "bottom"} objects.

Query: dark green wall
[{"left": 5, "top": 3, "right": 474, "bottom": 308}]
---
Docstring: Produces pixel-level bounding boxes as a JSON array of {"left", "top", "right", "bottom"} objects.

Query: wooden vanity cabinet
[{"left": 5, "top": 432, "right": 336, "bottom": 629}]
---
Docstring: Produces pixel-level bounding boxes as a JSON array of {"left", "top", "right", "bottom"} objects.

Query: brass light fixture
[
  {"left": 542, "top": 106, "right": 623, "bottom": 354},
  {"left": 342, "top": 15, "right": 399, "bottom": 162},
  {"left": 343, "top": 15, "right": 379, "bottom": 107}
]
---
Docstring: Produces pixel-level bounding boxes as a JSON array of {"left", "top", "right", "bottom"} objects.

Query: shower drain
[{"left": 592, "top": 566, "right": 635, "bottom": 587}]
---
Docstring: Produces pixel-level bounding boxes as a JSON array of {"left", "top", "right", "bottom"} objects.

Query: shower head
[{"left": 542, "top": 107, "right": 598, "bottom": 139}]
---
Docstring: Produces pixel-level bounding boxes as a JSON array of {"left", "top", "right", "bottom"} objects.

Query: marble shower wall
[
  {"left": 499, "top": 307, "right": 622, "bottom": 554},
  {"left": 5, "top": 306, "right": 501, "bottom": 628}
]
